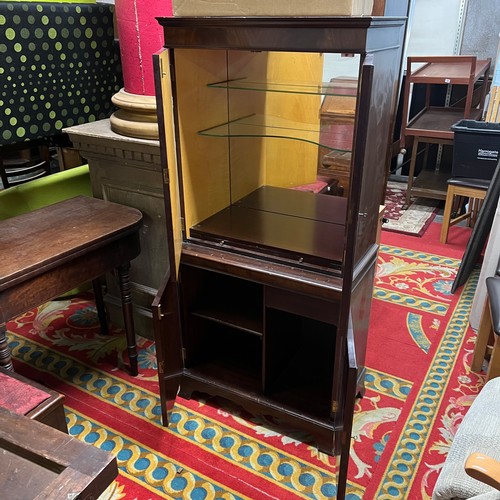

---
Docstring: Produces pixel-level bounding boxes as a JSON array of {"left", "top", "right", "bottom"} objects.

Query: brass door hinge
[{"left": 331, "top": 400, "right": 339, "bottom": 413}]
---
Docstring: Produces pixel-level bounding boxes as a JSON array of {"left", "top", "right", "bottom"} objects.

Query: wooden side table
[
  {"left": 400, "top": 56, "right": 491, "bottom": 206},
  {"left": 0, "top": 196, "right": 143, "bottom": 375}
]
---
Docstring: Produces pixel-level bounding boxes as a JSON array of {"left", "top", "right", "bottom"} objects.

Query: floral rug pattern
[{"left": 383, "top": 181, "right": 440, "bottom": 237}]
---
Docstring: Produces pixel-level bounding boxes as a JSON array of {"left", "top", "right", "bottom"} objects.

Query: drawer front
[{"left": 265, "top": 286, "right": 338, "bottom": 324}]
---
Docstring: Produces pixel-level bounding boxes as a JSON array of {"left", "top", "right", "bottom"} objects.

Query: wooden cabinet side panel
[{"left": 174, "top": 50, "right": 231, "bottom": 227}]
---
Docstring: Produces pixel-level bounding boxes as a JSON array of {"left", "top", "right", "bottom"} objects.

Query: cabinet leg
[
  {"left": 0, "top": 323, "right": 14, "bottom": 371},
  {"left": 178, "top": 387, "right": 193, "bottom": 400},
  {"left": 117, "top": 263, "right": 138, "bottom": 376},
  {"left": 159, "top": 375, "right": 183, "bottom": 426}
]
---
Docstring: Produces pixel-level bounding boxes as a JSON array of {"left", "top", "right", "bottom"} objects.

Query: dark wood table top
[
  {"left": 0, "top": 195, "right": 143, "bottom": 291},
  {"left": 0, "top": 406, "right": 117, "bottom": 499}
]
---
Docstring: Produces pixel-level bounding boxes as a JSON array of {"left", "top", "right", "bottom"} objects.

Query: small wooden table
[
  {"left": 0, "top": 196, "right": 143, "bottom": 375},
  {"left": 0, "top": 406, "right": 118, "bottom": 499}
]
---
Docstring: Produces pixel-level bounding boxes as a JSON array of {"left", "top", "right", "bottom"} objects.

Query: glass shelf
[
  {"left": 198, "top": 114, "right": 352, "bottom": 153},
  {"left": 207, "top": 78, "right": 358, "bottom": 97}
]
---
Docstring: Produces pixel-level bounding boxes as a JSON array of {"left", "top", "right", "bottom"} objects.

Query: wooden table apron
[{"left": 0, "top": 196, "right": 143, "bottom": 372}]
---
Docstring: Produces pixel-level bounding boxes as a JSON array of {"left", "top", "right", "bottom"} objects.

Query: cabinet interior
[
  {"left": 172, "top": 49, "right": 359, "bottom": 273},
  {"left": 180, "top": 264, "right": 338, "bottom": 421}
]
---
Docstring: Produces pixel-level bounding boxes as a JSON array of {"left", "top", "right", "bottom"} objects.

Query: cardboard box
[{"left": 173, "top": 0, "right": 374, "bottom": 17}]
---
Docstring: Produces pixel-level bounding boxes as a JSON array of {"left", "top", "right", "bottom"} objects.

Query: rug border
[{"left": 364, "top": 268, "right": 479, "bottom": 498}]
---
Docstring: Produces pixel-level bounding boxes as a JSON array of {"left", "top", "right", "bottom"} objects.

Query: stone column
[{"left": 110, "top": 0, "right": 172, "bottom": 140}]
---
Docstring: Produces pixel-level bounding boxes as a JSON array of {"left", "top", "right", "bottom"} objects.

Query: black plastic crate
[{"left": 451, "top": 120, "right": 500, "bottom": 180}]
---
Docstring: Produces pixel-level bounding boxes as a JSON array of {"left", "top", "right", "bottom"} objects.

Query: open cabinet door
[{"left": 152, "top": 49, "right": 184, "bottom": 426}]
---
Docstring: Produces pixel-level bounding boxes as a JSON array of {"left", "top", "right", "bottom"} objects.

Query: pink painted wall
[{"left": 115, "top": 0, "right": 173, "bottom": 96}]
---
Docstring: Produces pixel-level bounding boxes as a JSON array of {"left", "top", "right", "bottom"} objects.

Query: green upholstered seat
[{"left": 0, "top": 165, "right": 92, "bottom": 221}]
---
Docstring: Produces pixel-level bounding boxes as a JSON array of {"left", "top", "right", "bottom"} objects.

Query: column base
[{"left": 110, "top": 89, "right": 159, "bottom": 140}]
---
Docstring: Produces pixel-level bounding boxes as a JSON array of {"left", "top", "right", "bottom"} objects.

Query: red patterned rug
[
  {"left": 5, "top": 222, "right": 479, "bottom": 499},
  {"left": 383, "top": 181, "right": 440, "bottom": 237},
  {"left": 366, "top": 222, "right": 486, "bottom": 499}
]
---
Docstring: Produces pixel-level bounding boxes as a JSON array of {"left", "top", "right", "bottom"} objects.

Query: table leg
[
  {"left": 0, "top": 323, "right": 14, "bottom": 371},
  {"left": 92, "top": 278, "right": 108, "bottom": 334},
  {"left": 117, "top": 263, "right": 138, "bottom": 376}
]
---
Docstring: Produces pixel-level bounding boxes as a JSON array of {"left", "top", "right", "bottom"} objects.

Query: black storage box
[{"left": 451, "top": 120, "right": 500, "bottom": 180}]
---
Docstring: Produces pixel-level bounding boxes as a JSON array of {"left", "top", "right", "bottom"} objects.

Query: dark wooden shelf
[
  {"left": 190, "top": 186, "right": 347, "bottom": 270},
  {"left": 409, "top": 169, "right": 450, "bottom": 201},
  {"left": 191, "top": 306, "right": 263, "bottom": 336},
  {"left": 406, "top": 107, "right": 482, "bottom": 140}
]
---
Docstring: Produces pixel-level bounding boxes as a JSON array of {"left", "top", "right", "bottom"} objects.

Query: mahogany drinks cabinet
[{"left": 152, "top": 16, "right": 405, "bottom": 496}]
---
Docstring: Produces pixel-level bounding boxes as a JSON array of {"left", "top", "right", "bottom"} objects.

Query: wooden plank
[{"left": 0, "top": 407, "right": 117, "bottom": 500}]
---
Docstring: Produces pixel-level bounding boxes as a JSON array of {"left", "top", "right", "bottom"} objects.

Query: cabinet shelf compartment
[
  {"left": 264, "top": 308, "right": 336, "bottom": 420},
  {"left": 183, "top": 320, "right": 263, "bottom": 391},
  {"left": 181, "top": 266, "right": 264, "bottom": 336},
  {"left": 198, "top": 114, "right": 352, "bottom": 153},
  {"left": 190, "top": 186, "right": 348, "bottom": 272},
  {"left": 207, "top": 78, "right": 359, "bottom": 97}
]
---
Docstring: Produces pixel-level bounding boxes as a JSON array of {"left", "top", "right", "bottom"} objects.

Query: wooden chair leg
[
  {"left": 487, "top": 334, "right": 500, "bottom": 381},
  {"left": 440, "top": 185, "right": 455, "bottom": 244},
  {"left": 92, "top": 278, "right": 108, "bottom": 335},
  {"left": 117, "top": 263, "right": 138, "bottom": 376},
  {"left": 472, "top": 298, "right": 493, "bottom": 372}
]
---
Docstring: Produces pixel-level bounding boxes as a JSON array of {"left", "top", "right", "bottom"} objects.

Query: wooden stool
[
  {"left": 0, "top": 196, "right": 143, "bottom": 376},
  {"left": 0, "top": 367, "right": 67, "bottom": 433},
  {"left": 440, "top": 177, "right": 490, "bottom": 244},
  {"left": 472, "top": 276, "right": 500, "bottom": 381}
]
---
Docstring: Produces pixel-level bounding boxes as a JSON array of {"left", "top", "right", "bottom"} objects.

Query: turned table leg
[
  {"left": 0, "top": 323, "right": 14, "bottom": 371},
  {"left": 117, "top": 263, "right": 138, "bottom": 376},
  {"left": 92, "top": 278, "right": 109, "bottom": 335}
]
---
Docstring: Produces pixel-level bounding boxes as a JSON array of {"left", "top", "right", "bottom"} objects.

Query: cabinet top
[{"left": 157, "top": 16, "right": 406, "bottom": 53}]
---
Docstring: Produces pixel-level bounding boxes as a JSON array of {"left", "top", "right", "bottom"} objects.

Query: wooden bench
[
  {"left": 0, "top": 195, "right": 143, "bottom": 375},
  {"left": 0, "top": 406, "right": 118, "bottom": 499},
  {"left": 0, "top": 367, "right": 67, "bottom": 433}
]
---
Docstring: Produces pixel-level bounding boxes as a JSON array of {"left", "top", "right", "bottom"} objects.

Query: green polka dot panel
[{"left": 0, "top": 2, "right": 122, "bottom": 145}]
